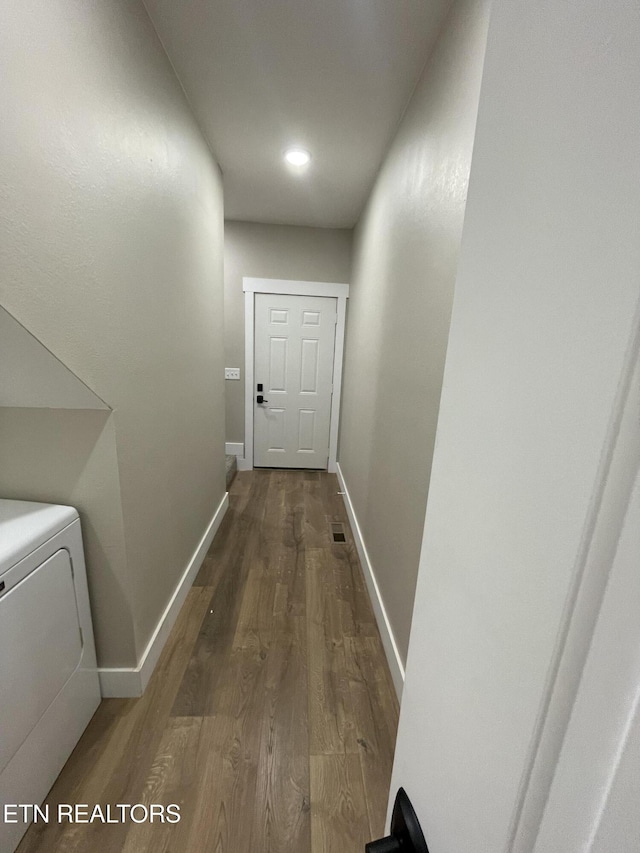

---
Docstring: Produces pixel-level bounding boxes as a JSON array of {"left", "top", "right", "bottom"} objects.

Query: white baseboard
[
  {"left": 98, "top": 492, "right": 229, "bottom": 698},
  {"left": 225, "top": 442, "right": 244, "bottom": 457},
  {"left": 226, "top": 437, "right": 251, "bottom": 470},
  {"left": 97, "top": 666, "right": 139, "bottom": 699},
  {"left": 336, "top": 463, "right": 405, "bottom": 700}
]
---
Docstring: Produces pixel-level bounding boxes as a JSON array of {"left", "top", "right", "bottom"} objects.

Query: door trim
[{"left": 242, "top": 277, "right": 349, "bottom": 472}]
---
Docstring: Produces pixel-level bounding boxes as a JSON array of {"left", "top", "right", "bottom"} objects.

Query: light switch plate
[{"left": 225, "top": 368, "right": 240, "bottom": 380}]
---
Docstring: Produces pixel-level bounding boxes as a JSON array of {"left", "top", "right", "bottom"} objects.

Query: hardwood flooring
[{"left": 18, "top": 470, "right": 399, "bottom": 853}]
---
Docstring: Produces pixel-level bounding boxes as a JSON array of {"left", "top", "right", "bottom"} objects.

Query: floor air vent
[{"left": 331, "top": 522, "right": 347, "bottom": 543}]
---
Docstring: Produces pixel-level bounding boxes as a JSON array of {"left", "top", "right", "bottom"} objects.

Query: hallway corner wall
[
  {"left": 223, "top": 221, "right": 353, "bottom": 447},
  {"left": 338, "top": 0, "right": 491, "bottom": 669},
  {"left": 0, "top": 0, "right": 226, "bottom": 673}
]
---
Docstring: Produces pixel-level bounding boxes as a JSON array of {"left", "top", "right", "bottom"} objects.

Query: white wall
[
  {"left": 390, "top": 1, "right": 640, "bottom": 851},
  {"left": 0, "top": 0, "right": 226, "bottom": 668},
  {"left": 338, "top": 0, "right": 491, "bottom": 666},
  {"left": 0, "top": 306, "right": 108, "bottom": 410},
  {"left": 0, "top": 409, "right": 135, "bottom": 665},
  {"left": 223, "top": 221, "right": 352, "bottom": 443}
]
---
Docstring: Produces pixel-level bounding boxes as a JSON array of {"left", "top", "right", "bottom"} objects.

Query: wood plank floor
[{"left": 18, "top": 470, "right": 399, "bottom": 853}]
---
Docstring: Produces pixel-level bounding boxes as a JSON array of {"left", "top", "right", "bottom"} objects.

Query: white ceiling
[{"left": 143, "top": 0, "right": 452, "bottom": 228}]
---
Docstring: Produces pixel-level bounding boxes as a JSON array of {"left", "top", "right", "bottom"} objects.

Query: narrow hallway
[{"left": 18, "top": 471, "right": 398, "bottom": 853}]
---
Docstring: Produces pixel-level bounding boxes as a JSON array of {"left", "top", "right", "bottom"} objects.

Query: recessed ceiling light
[{"left": 284, "top": 147, "right": 311, "bottom": 167}]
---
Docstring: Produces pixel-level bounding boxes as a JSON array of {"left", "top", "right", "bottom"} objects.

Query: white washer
[{"left": 0, "top": 500, "right": 101, "bottom": 852}]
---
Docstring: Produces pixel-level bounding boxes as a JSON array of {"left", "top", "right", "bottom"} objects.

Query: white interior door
[
  {"left": 253, "top": 293, "right": 337, "bottom": 469},
  {"left": 384, "top": 0, "right": 640, "bottom": 850},
  {"left": 533, "top": 453, "right": 640, "bottom": 852}
]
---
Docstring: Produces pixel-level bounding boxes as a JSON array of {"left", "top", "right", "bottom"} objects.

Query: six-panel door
[{"left": 254, "top": 293, "right": 337, "bottom": 468}]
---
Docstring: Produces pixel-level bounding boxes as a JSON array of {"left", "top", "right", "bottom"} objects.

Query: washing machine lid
[{"left": 0, "top": 500, "right": 78, "bottom": 575}]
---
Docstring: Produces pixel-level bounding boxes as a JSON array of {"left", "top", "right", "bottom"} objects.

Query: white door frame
[{"left": 242, "top": 277, "right": 349, "bottom": 473}]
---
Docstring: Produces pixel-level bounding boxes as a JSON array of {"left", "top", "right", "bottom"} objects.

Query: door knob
[
  {"left": 256, "top": 395, "right": 269, "bottom": 404},
  {"left": 365, "top": 788, "right": 429, "bottom": 853}
]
